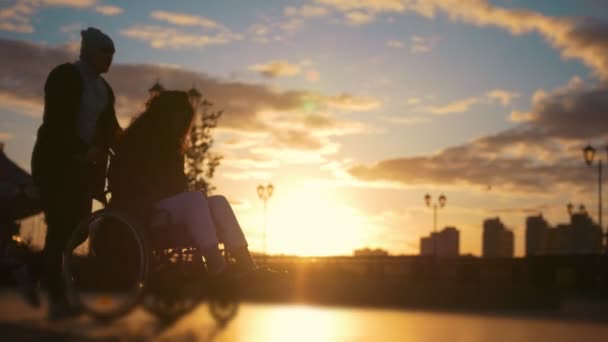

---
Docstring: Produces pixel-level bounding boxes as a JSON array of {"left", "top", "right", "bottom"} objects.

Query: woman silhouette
[{"left": 108, "top": 91, "right": 278, "bottom": 279}]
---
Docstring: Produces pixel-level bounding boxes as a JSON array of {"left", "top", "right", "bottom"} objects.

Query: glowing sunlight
[{"left": 266, "top": 184, "right": 367, "bottom": 256}]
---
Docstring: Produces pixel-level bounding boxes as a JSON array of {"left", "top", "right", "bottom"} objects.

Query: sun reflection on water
[{"left": 238, "top": 305, "right": 347, "bottom": 342}]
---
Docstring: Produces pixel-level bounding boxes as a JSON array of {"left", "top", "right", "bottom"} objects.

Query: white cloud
[
  {"left": 59, "top": 22, "right": 82, "bottom": 33},
  {"left": 410, "top": 34, "right": 439, "bottom": 54},
  {"left": 387, "top": 39, "right": 404, "bottom": 48},
  {"left": 284, "top": 5, "right": 329, "bottom": 18},
  {"left": 95, "top": 5, "right": 122, "bottom": 16},
  {"left": 406, "top": 97, "right": 421, "bottom": 105}
]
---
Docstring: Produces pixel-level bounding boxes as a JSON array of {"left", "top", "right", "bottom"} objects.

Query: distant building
[
  {"left": 482, "top": 217, "right": 514, "bottom": 258},
  {"left": 525, "top": 212, "right": 602, "bottom": 256},
  {"left": 420, "top": 236, "right": 434, "bottom": 256},
  {"left": 570, "top": 212, "right": 603, "bottom": 254},
  {"left": 354, "top": 247, "right": 389, "bottom": 257},
  {"left": 420, "top": 226, "right": 460, "bottom": 257},
  {"left": 525, "top": 215, "right": 549, "bottom": 256}
]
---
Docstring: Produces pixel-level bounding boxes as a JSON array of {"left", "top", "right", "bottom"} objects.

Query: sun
[{"left": 264, "top": 183, "right": 367, "bottom": 256}]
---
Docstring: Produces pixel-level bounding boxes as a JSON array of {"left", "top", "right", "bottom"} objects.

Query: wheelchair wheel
[
  {"left": 142, "top": 248, "right": 204, "bottom": 323},
  {"left": 209, "top": 298, "right": 239, "bottom": 325},
  {"left": 142, "top": 291, "right": 201, "bottom": 323},
  {"left": 63, "top": 208, "right": 148, "bottom": 322}
]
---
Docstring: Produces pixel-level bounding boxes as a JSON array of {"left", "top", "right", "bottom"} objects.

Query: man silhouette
[{"left": 31, "top": 27, "right": 121, "bottom": 320}]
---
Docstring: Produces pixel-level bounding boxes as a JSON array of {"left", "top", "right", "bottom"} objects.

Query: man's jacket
[{"left": 31, "top": 62, "right": 121, "bottom": 199}]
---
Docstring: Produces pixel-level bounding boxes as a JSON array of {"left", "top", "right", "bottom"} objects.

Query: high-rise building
[
  {"left": 570, "top": 212, "right": 603, "bottom": 254},
  {"left": 420, "top": 226, "right": 460, "bottom": 257},
  {"left": 525, "top": 215, "right": 549, "bottom": 256},
  {"left": 482, "top": 217, "right": 514, "bottom": 258},
  {"left": 420, "top": 235, "right": 434, "bottom": 256},
  {"left": 525, "top": 211, "right": 602, "bottom": 256}
]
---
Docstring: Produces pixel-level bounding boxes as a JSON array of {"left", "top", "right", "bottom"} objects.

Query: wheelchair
[{"left": 61, "top": 199, "right": 239, "bottom": 325}]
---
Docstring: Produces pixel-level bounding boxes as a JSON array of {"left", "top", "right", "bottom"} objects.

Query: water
[
  {"left": 213, "top": 304, "right": 608, "bottom": 342},
  {"left": 1, "top": 291, "right": 608, "bottom": 341}
]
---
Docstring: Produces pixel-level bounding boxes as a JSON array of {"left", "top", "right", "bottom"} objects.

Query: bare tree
[{"left": 185, "top": 99, "right": 223, "bottom": 195}]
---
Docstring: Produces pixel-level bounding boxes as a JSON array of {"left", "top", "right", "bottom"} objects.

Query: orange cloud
[
  {"left": 311, "top": 0, "right": 608, "bottom": 79},
  {"left": 0, "top": 38, "right": 375, "bottom": 156},
  {"left": 0, "top": 132, "right": 15, "bottom": 141},
  {"left": 120, "top": 25, "right": 242, "bottom": 49},
  {"left": 425, "top": 0, "right": 608, "bottom": 79},
  {"left": 0, "top": 0, "right": 98, "bottom": 34},
  {"left": 150, "top": 10, "right": 222, "bottom": 29},
  {"left": 387, "top": 39, "right": 404, "bottom": 48},
  {"left": 345, "top": 11, "right": 375, "bottom": 25},
  {"left": 315, "top": 0, "right": 406, "bottom": 13},
  {"left": 486, "top": 89, "right": 520, "bottom": 106},
  {"left": 427, "top": 97, "right": 479, "bottom": 115},
  {"left": 249, "top": 60, "right": 301, "bottom": 78},
  {"left": 324, "top": 94, "right": 382, "bottom": 111},
  {"left": 350, "top": 78, "right": 608, "bottom": 194}
]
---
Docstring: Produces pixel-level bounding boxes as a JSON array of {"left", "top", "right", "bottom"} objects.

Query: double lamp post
[
  {"left": 257, "top": 184, "right": 274, "bottom": 259},
  {"left": 424, "top": 193, "right": 447, "bottom": 257}
]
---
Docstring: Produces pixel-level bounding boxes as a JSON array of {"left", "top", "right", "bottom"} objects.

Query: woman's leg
[
  {"left": 155, "top": 191, "right": 226, "bottom": 274},
  {"left": 208, "top": 195, "right": 256, "bottom": 271}
]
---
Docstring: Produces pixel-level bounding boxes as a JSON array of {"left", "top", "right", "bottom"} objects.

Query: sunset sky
[{"left": 2, "top": 0, "right": 608, "bottom": 256}]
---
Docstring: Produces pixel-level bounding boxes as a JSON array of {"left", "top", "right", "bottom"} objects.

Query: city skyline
[{"left": 2, "top": 1, "right": 608, "bottom": 256}]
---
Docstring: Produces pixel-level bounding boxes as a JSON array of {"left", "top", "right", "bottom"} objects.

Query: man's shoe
[{"left": 12, "top": 265, "right": 41, "bottom": 308}]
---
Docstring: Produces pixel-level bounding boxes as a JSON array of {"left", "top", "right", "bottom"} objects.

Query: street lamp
[
  {"left": 257, "top": 184, "right": 274, "bottom": 259},
  {"left": 582, "top": 144, "right": 608, "bottom": 253},
  {"left": 567, "top": 202, "right": 587, "bottom": 216},
  {"left": 567, "top": 202, "right": 574, "bottom": 216},
  {"left": 424, "top": 193, "right": 447, "bottom": 257}
]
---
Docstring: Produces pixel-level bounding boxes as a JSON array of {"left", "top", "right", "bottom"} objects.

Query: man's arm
[{"left": 41, "top": 63, "right": 82, "bottom": 150}]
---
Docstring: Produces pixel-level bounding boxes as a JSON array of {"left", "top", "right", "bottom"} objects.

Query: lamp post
[
  {"left": 257, "top": 184, "right": 274, "bottom": 260},
  {"left": 582, "top": 144, "right": 607, "bottom": 253},
  {"left": 424, "top": 193, "right": 446, "bottom": 258}
]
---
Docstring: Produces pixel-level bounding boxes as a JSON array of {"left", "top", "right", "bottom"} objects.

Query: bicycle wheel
[{"left": 63, "top": 208, "right": 148, "bottom": 322}]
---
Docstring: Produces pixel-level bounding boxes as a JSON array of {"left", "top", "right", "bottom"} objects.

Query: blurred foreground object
[{"left": 0, "top": 143, "right": 41, "bottom": 221}]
